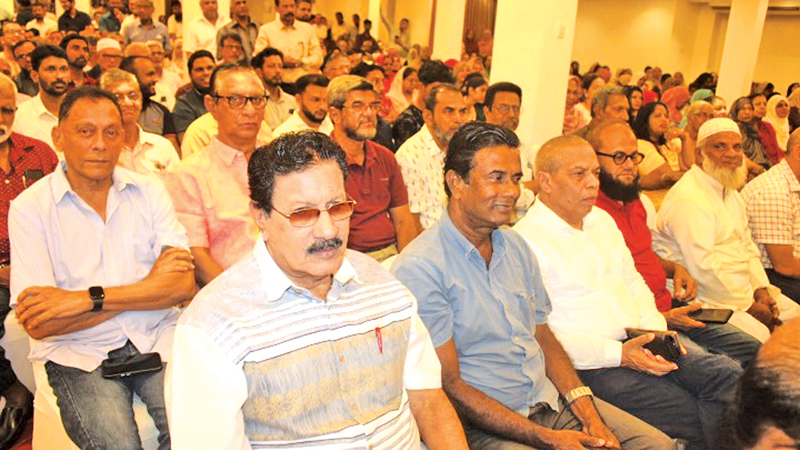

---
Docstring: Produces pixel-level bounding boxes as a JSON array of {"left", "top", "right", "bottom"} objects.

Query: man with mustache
[
  {"left": 168, "top": 130, "right": 469, "bottom": 450},
  {"left": 165, "top": 64, "right": 266, "bottom": 286},
  {"left": 653, "top": 118, "right": 800, "bottom": 337},
  {"left": 328, "top": 75, "right": 417, "bottom": 261},
  {"left": 0, "top": 73, "right": 56, "bottom": 449},
  {"left": 271, "top": 73, "right": 332, "bottom": 138},
  {"left": 396, "top": 83, "right": 469, "bottom": 232},
  {"left": 252, "top": 47, "right": 295, "bottom": 130},
  {"left": 12, "top": 45, "right": 69, "bottom": 152},
  {"left": 59, "top": 35, "right": 93, "bottom": 88},
  {"left": 253, "top": 0, "right": 323, "bottom": 84},
  {"left": 514, "top": 134, "right": 742, "bottom": 450}
]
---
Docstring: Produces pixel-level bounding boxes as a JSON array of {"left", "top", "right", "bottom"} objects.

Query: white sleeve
[
  {"left": 637, "top": 140, "right": 667, "bottom": 176},
  {"left": 402, "top": 300, "right": 442, "bottom": 391},
  {"left": 252, "top": 25, "right": 269, "bottom": 57},
  {"left": 9, "top": 197, "right": 56, "bottom": 306},
  {"left": 167, "top": 324, "right": 251, "bottom": 450}
]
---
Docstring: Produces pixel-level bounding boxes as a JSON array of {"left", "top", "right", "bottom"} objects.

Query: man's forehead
[
  {"left": 65, "top": 99, "right": 122, "bottom": 125},
  {"left": 40, "top": 56, "right": 68, "bottom": 67},
  {"left": 494, "top": 91, "right": 520, "bottom": 105},
  {"left": 707, "top": 131, "right": 741, "bottom": 144},
  {"left": 600, "top": 125, "right": 636, "bottom": 147},
  {"left": 560, "top": 144, "right": 598, "bottom": 169},
  {"left": 473, "top": 145, "right": 521, "bottom": 168},
  {"left": 217, "top": 71, "right": 264, "bottom": 94}
]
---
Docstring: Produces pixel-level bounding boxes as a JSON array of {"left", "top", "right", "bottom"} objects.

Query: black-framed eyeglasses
[
  {"left": 213, "top": 94, "right": 268, "bottom": 110},
  {"left": 596, "top": 151, "right": 645, "bottom": 165},
  {"left": 272, "top": 199, "right": 357, "bottom": 228}
]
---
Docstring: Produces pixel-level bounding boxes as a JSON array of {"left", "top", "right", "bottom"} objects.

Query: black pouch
[
  {"left": 625, "top": 328, "right": 682, "bottom": 362},
  {"left": 100, "top": 352, "right": 163, "bottom": 379}
]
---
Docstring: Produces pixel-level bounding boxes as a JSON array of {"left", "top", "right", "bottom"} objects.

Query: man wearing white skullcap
[
  {"left": 87, "top": 38, "right": 123, "bottom": 80},
  {"left": 652, "top": 117, "right": 800, "bottom": 342}
]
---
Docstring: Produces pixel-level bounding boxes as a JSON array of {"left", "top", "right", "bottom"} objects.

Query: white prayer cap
[
  {"left": 697, "top": 117, "right": 741, "bottom": 144},
  {"left": 96, "top": 38, "right": 121, "bottom": 53}
]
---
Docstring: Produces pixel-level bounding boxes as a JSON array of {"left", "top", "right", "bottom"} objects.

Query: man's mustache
[{"left": 307, "top": 237, "right": 342, "bottom": 254}]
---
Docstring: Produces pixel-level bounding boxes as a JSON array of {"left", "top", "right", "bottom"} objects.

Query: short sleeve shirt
[{"left": 395, "top": 125, "right": 447, "bottom": 230}]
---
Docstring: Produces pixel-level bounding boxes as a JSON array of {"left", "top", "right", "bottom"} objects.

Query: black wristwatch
[{"left": 89, "top": 286, "right": 105, "bottom": 312}]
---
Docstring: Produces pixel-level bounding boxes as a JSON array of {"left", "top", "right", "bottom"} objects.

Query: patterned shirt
[
  {"left": 395, "top": 125, "right": 447, "bottom": 229},
  {"left": 117, "top": 126, "right": 179, "bottom": 180},
  {"left": 742, "top": 159, "right": 800, "bottom": 269},
  {"left": 168, "top": 239, "right": 441, "bottom": 449}
]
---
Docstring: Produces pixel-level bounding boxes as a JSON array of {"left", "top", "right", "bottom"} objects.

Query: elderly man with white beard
[{"left": 652, "top": 118, "right": 800, "bottom": 341}]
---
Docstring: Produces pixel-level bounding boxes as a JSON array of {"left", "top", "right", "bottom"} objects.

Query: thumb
[{"left": 580, "top": 434, "right": 606, "bottom": 447}]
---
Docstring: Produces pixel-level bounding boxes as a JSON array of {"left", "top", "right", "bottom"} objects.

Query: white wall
[{"left": 754, "top": 14, "right": 800, "bottom": 94}]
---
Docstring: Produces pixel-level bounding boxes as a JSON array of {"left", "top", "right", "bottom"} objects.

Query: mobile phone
[
  {"left": 688, "top": 308, "right": 734, "bottom": 324},
  {"left": 100, "top": 352, "right": 163, "bottom": 379},
  {"left": 625, "top": 329, "right": 682, "bottom": 362}
]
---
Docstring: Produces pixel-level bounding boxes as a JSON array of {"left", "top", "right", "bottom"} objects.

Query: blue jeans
[
  {"left": 578, "top": 335, "right": 742, "bottom": 450},
  {"left": 45, "top": 341, "right": 170, "bottom": 450},
  {"left": 680, "top": 322, "right": 760, "bottom": 368}
]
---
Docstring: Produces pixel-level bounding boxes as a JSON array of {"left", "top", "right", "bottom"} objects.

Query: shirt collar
[
  {"left": 777, "top": 159, "right": 800, "bottom": 193},
  {"left": 51, "top": 160, "right": 137, "bottom": 204},
  {"left": 529, "top": 197, "right": 597, "bottom": 234},
  {"left": 438, "top": 207, "right": 508, "bottom": 263},
  {"left": 348, "top": 141, "right": 380, "bottom": 168},
  {"left": 210, "top": 135, "right": 247, "bottom": 166},
  {"left": 252, "top": 235, "right": 361, "bottom": 302},
  {"left": 32, "top": 94, "right": 57, "bottom": 120},
  {"left": 418, "top": 125, "right": 442, "bottom": 156}
]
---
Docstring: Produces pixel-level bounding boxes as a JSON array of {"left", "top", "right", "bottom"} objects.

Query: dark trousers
[
  {"left": 0, "top": 286, "right": 18, "bottom": 394},
  {"left": 765, "top": 268, "right": 800, "bottom": 305}
]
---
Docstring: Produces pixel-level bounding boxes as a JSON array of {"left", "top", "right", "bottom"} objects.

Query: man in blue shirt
[{"left": 392, "top": 122, "right": 674, "bottom": 450}]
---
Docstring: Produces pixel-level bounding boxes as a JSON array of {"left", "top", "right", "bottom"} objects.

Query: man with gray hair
[
  {"left": 395, "top": 83, "right": 469, "bottom": 231},
  {"left": 742, "top": 128, "right": 800, "bottom": 303},
  {"left": 572, "top": 85, "right": 630, "bottom": 140},
  {"left": 653, "top": 118, "right": 800, "bottom": 340},
  {"left": 328, "top": 75, "right": 417, "bottom": 261}
]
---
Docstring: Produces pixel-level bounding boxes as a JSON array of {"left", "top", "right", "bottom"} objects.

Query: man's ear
[
  {"left": 536, "top": 171, "right": 552, "bottom": 194},
  {"left": 422, "top": 107, "right": 433, "bottom": 127},
  {"left": 445, "top": 169, "right": 466, "bottom": 200},
  {"left": 204, "top": 94, "right": 217, "bottom": 119},
  {"left": 51, "top": 125, "right": 62, "bottom": 153},
  {"left": 328, "top": 106, "right": 341, "bottom": 125},
  {"left": 30, "top": 70, "right": 39, "bottom": 84},
  {"left": 249, "top": 202, "right": 270, "bottom": 241}
]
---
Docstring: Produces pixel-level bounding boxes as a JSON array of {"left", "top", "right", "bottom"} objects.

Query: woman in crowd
[
  {"left": 729, "top": 96, "right": 772, "bottom": 169},
  {"left": 624, "top": 85, "right": 643, "bottom": 125},
  {"left": 462, "top": 72, "right": 487, "bottom": 122},
  {"left": 661, "top": 86, "right": 691, "bottom": 126},
  {"left": 711, "top": 95, "right": 728, "bottom": 118},
  {"left": 387, "top": 66, "right": 418, "bottom": 118},
  {"left": 632, "top": 101, "right": 687, "bottom": 189},
  {"left": 788, "top": 88, "right": 800, "bottom": 132},
  {"left": 463, "top": 29, "right": 478, "bottom": 58},
  {"left": 682, "top": 100, "right": 715, "bottom": 160},
  {"left": 752, "top": 93, "right": 784, "bottom": 165},
  {"left": 688, "top": 72, "right": 715, "bottom": 93},
  {"left": 576, "top": 73, "right": 604, "bottom": 125},
  {"left": 764, "top": 95, "right": 791, "bottom": 152},
  {"left": 610, "top": 68, "right": 632, "bottom": 86},
  {"left": 563, "top": 75, "right": 587, "bottom": 134}
]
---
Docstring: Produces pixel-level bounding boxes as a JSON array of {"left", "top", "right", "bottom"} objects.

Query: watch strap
[
  {"left": 564, "top": 386, "right": 593, "bottom": 404},
  {"left": 89, "top": 286, "right": 104, "bottom": 312}
]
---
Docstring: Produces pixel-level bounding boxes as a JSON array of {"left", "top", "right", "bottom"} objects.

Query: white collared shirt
[
  {"left": 263, "top": 88, "right": 297, "bottom": 131},
  {"left": 13, "top": 94, "right": 59, "bottom": 154},
  {"left": 117, "top": 126, "right": 179, "bottom": 179},
  {"left": 652, "top": 165, "right": 769, "bottom": 311},
  {"left": 271, "top": 110, "right": 332, "bottom": 138},
  {"left": 9, "top": 162, "right": 188, "bottom": 371},
  {"left": 514, "top": 201, "right": 667, "bottom": 370},
  {"left": 183, "top": 15, "right": 230, "bottom": 56},
  {"left": 253, "top": 20, "right": 323, "bottom": 82},
  {"left": 395, "top": 125, "right": 447, "bottom": 229}
]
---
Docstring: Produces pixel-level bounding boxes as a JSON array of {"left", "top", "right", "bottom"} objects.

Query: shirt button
[
  {"left": 3, "top": 180, "right": 8, "bottom": 184},
  {"left": 339, "top": 355, "right": 346, "bottom": 362}
]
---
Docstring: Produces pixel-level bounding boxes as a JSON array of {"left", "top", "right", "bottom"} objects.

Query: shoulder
[
  {"left": 11, "top": 170, "right": 57, "bottom": 211},
  {"left": 10, "top": 132, "right": 55, "bottom": 156},
  {"left": 392, "top": 225, "right": 448, "bottom": 274}
]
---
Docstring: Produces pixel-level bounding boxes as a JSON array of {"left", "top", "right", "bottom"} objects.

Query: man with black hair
[
  {"left": 172, "top": 49, "right": 215, "bottom": 137},
  {"left": 272, "top": 73, "right": 331, "bottom": 137},
  {"left": 253, "top": 0, "right": 323, "bottom": 83},
  {"left": 252, "top": 46, "right": 296, "bottom": 130},
  {"left": 295, "top": 0, "right": 312, "bottom": 22},
  {"left": 355, "top": 19, "right": 377, "bottom": 53},
  {"left": 350, "top": 61, "right": 395, "bottom": 150},
  {"left": 120, "top": 55, "right": 180, "bottom": 150},
  {"left": 168, "top": 130, "right": 468, "bottom": 450},
  {"left": 11, "top": 40, "right": 37, "bottom": 97},
  {"left": 59, "top": 34, "right": 93, "bottom": 88},
  {"left": 216, "top": 0, "right": 258, "bottom": 64},
  {"left": 57, "top": 0, "right": 91, "bottom": 33},
  {"left": 183, "top": 0, "right": 228, "bottom": 60},
  {"left": 392, "top": 59, "right": 456, "bottom": 147},
  {"left": 217, "top": 32, "right": 243, "bottom": 64},
  {"left": 13, "top": 44, "right": 68, "bottom": 150}
]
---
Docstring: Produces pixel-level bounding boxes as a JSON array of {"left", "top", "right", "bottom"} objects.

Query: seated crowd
[{"left": 0, "top": 0, "right": 796, "bottom": 449}]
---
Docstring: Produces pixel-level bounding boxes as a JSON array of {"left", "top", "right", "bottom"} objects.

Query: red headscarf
[{"left": 661, "top": 86, "right": 691, "bottom": 124}]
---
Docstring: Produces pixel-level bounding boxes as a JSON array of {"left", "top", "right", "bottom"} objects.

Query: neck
[
  {"left": 65, "top": 165, "right": 113, "bottom": 203},
  {"left": 447, "top": 202, "right": 494, "bottom": 266},
  {"left": 217, "top": 134, "right": 256, "bottom": 161},
  {"left": 687, "top": 126, "right": 698, "bottom": 141},
  {"left": 333, "top": 128, "right": 365, "bottom": 164},
  {"left": 235, "top": 14, "right": 249, "bottom": 26},
  {"left": 298, "top": 110, "right": 321, "bottom": 130},
  {"left": 427, "top": 124, "right": 448, "bottom": 152},
  {"left": 266, "top": 84, "right": 280, "bottom": 98},
  {"left": 123, "top": 122, "right": 139, "bottom": 150},
  {"left": 281, "top": 17, "right": 294, "bottom": 27},
  {"left": 140, "top": 17, "right": 153, "bottom": 26},
  {"left": 787, "top": 155, "right": 800, "bottom": 181},
  {"left": 40, "top": 91, "right": 63, "bottom": 116},
  {"left": 204, "top": 12, "right": 218, "bottom": 23}
]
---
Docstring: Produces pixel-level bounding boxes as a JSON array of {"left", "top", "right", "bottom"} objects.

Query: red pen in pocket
[{"left": 375, "top": 327, "right": 383, "bottom": 354}]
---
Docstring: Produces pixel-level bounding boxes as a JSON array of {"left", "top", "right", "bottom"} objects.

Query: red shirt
[
  {"left": 345, "top": 140, "right": 409, "bottom": 252},
  {"left": 757, "top": 120, "right": 785, "bottom": 165},
  {"left": 595, "top": 191, "right": 672, "bottom": 311},
  {"left": 0, "top": 132, "right": 59, "bottom": 263}
]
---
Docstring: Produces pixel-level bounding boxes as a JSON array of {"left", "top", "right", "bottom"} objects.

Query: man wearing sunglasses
[
  {"left": 165, "top": 64, "right": 266, "bottom": 286},
  {"left": 591, "top": 119, "right": 760, "bottom": 366},
  {"left": 328, "top": 75, "right": 417, "bottom": 262},
  {"left": 168, "top": 130, "right": 469, "bottom": 450}
]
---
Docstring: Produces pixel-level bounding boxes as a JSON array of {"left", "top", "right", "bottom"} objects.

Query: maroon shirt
[
  {"left": 595, "top": 191, "right": 672, "bottom": 311},
  {"left": 345, "top": 140, "right": 409, "bottom": 252},
  {"left": 757, "top": 120, "right": 785, "bottom": 165},
  {"left": 0, "top": 132, "right": 59, "bottom": 263}
]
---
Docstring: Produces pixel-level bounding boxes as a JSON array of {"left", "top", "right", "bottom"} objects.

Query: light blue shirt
[
  {"left": 9, "top": 162, "right": 188, "bottom": 371},
  {"left": 391, "top": 208, "right": 559, "bottom": 414}
]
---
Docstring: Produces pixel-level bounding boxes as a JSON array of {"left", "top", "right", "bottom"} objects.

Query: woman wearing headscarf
[
  {"left": 678, "top": 89, "right": 715, "bottom": 128},
  {"left": 624, "top": 85, "right": 643, "bottom": 125},
  {"left": 386, "top": 66, "right": 418, "bottom": 118},
  {"left": 631, "top": 101, "right": 687, "bottom": 189},
  {"left": 751, "top": 93, "right": 784, "bottom": 165},
  {"left": 788, "top": 88, "right": 800, "bottom": 133},
  {"left": 764, "top": 95, "right": 791, "bottom": 152},
  {"left": 576, "top": 73, "right": 604, "bottom": 125},
  {"left": 729, "top": 96, "right": 772, "bottom": 169},
  {"left": 563, "top": 75, "right": 587, "bottom": 134},
  {"left": 661, "top": 86, "right": 691, "bottom": 126}
]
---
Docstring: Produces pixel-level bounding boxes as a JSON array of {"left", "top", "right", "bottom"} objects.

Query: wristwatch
[
  {"left": 564, "top": 386, "right": 594, "bottom": 404},
  {"left": 89, "top": 286, "right": 105, "bottom": 312}
]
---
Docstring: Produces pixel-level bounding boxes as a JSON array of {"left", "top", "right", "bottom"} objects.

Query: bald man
[
  {"left": 0, "top": 73, "right": 57, "bottom": 448},
  {"left": 514, "top": 135, "right": 742, "bottom": 450}
]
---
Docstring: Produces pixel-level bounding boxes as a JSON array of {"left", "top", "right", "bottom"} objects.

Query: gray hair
[
  {"left": 326, "top": 75, "right": 376, "bottom": 109},
  {"left": 99, "top": 68, "right": 138, "bottom": 91},
  {"left": 591, "top": 85, "right": 627, "bottom": 118}
]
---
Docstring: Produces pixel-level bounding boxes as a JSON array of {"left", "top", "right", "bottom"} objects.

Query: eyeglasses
[
  {"left": 111, "top": 91, "right": 141, "bottom": 102},
  {"left": 213, "top": 94, "right": 267, "bottom": 110},
  {"left": 495, "top": 104, "right": 521, "bottom": 114},
  {"left": 0, "top": 106, "right": 16, "bottom": 116},
  {"left": 272, "top": 199, "right": 357, "bottom": 228},
  {"left": 343, "top": 101, "right": 381, "bottom": 113},
  {"left": 596, "top": 151, "right": 645, "bottom": 165}
]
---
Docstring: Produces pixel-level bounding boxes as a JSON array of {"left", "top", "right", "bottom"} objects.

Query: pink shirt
[{"left": 164, "top": 136, "right": 258, "bottom": 269}]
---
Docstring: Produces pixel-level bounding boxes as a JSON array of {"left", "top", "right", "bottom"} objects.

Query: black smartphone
[
  {"left": 689, "top": 308, "right": 734, "bottom": 324},
  {"left": 100, "top": 352, "right": 163, "bottom": 379},
  {"left": 625, "top": 329, "right": 682, "bottom": 363}
]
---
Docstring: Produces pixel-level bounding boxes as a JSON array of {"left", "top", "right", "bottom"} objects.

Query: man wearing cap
[
  {"left": 653, "top": 118, "right": 800, "bottom": 340},
  {"left": 87, "top": 37, "right": 123, "bottom": 80}
]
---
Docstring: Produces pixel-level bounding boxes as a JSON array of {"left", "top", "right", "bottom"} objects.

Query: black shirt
[
  {"left": 58, "top": 10, "right": 92, "bottom": 32},
  {"left": 392, "top": 104, "right": 424, "bottom": 148}
]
